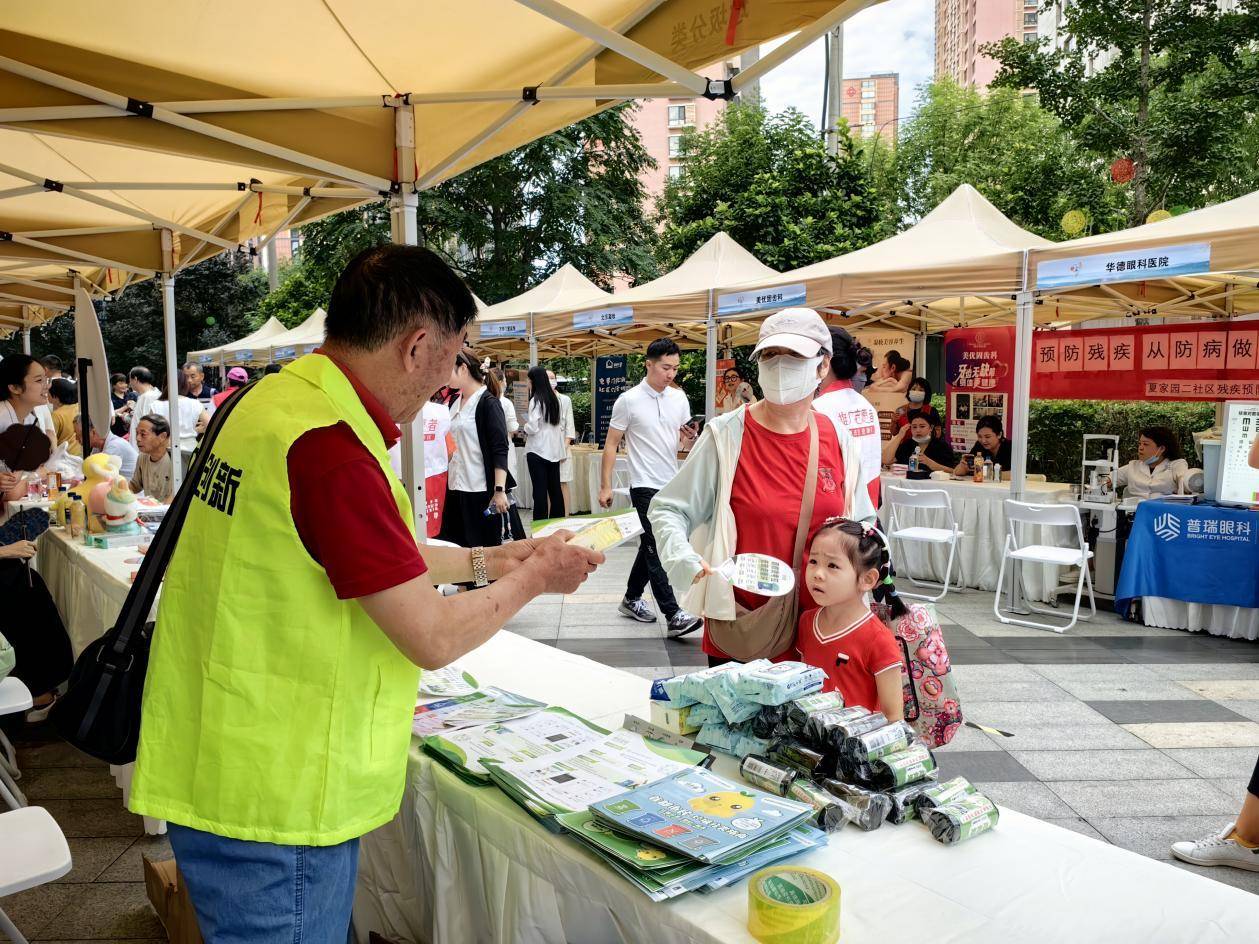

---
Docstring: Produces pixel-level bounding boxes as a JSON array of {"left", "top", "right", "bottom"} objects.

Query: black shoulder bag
[{"left": 51, "top": 381, "right": 258, "bottom": 764}]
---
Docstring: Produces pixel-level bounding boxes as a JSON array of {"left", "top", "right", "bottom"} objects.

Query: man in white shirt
[
  {"left": 599, "top": 339, "right": 702, "bottom": 638},
  {"left": 87, "top": 422, "right": 139, "bottom": 480},
  {"left": 127, "top": 366, "right": 161, "bottom": 441}
]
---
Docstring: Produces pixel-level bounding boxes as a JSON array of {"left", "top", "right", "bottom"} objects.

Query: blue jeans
[{"left": 167, "top": 824, "right": 359, "bottom": 944}]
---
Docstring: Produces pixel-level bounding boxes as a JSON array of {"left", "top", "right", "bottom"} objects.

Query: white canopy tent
[
  {"left": 0, "top": 0, "right": 887, "bottom": 518},
  {"left": 186, "top": 316, "right": 288, "bottom": 369},
  {"left": 469, "top": 264, "right": 612, "bottom": 361},
  {"left": 264, "top": 308, "right": 328, "bottom": 364}
]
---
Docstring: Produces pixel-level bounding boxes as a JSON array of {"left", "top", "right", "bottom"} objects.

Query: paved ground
[{"left": 5, "top": 541, "right": 1258, "bottom": 941}]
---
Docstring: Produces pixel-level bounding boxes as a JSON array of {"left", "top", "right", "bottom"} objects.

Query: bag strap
[
  {"left": 789, "top": 412, "right": 819, "bottom": 575},
  {"left": 106, "top": 381, "right": 259, "bottom": 658}
]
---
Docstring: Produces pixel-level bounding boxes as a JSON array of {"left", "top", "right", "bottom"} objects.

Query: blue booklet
[{"left": 589, "top": 767, "right": 814, "bottom": 865}]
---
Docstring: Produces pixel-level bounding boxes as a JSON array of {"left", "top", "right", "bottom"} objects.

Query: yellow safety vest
[{"left": 130, "top": 354, "right": 419, "bottom": 845}]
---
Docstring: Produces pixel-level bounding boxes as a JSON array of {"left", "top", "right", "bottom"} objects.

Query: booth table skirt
[
  {"left": 513, "top": 445, "right": 601, "bottom": 515},
  {"left": 34, "top": 527, "right": 165, "bottom": 835},
  {"left": 878, "top": 475, "right": 1074, "bottom": 603},
  {"left": 353, "top": 631, "right": 1259, "bottom": 944},
  {"left": 1141, "top": 597, "right": 1259, "bottom": 640}
]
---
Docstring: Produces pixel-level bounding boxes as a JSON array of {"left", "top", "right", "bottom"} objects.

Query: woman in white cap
[{"left": 649, "top": 308, "right": 877, "bottom": 666}]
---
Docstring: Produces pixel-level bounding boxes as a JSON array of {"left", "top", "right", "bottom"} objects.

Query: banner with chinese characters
[
  {"left": 1031, "top": 323, "right": 1259, "bottom": 401},
  {"left": 593, "top": 355, "right": 629, "bottom": 445},
  {"left": 944, "top": 327, "right": 1015, "bottom": 454}
]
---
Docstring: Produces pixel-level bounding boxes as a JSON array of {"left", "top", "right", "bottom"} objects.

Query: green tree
[
  {"left": 655, "top": 103, "right": 889, "bottom": 271},
  {"left": 889, "top": 79, "right": 1125, "bottom": 238},
  {"left": 258, "top": 103, "right": 659, "bottom": 325},
  {"left": 0, "top": 252, "right": 266, "bottom": 381},
  {"left": 986, "top": 0, "right": 1259, "bottom": 226}
]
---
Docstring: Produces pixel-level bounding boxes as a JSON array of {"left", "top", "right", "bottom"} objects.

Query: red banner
[
  {"left": 944, "top": 327, "right": 1016, "bottom": 454},
  {"left": 1032, "top": 323, "right": 1259, "bottom": 401}
]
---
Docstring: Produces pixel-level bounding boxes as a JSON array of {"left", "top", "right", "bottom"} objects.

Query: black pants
[
  {"left": 0, "top": 561, "right": 73, "bottom": 699},
  {"left": 526, "top": 453, "right": 565, "bottom": 523},
  {"left": 1250, "top": 754, "right": 1259, "bottom": 799},
  {"left": 626, "top": 487, "right": 679, "bottom": 619}
]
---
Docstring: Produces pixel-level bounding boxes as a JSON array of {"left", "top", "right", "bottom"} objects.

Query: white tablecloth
[
  {"left": 1141, "top": 596, "right": 1259, "bottom": 640},
  {"left": 879, "top": 475, "right": 1074, "bottom": 603},
  {"left": 35, "top": 527, "right": 163, "bottom": 834},
  {"left": 352, "top": 631, "right": 1259, "bottom": 944},
  {"left": 512, "top": 445, "right": 604, "bottom": 515}
]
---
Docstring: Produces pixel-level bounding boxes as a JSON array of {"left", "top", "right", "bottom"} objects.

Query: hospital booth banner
[
  {"left": 1032, "top": 323, "right": 1259, "bottom": 401},
  {"left": 853, "top": 329, "right": 916, "bottom": 440},
  {"left": 944, "top": 327, "right": 1015, "bottom": 454}
]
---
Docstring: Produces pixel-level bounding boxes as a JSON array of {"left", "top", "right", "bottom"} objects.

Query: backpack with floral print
[{"left": 873, "top": 601, "right": 962, "bottom": 748}]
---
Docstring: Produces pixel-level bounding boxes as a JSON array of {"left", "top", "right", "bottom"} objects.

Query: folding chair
[
  {"left": 0, "top": 677, "right": 33, "bottom": 810},
  {"left": 995, "top": 500, "right": 1096, "bottom": 633},
  {"left": 0, "top": 806, "right": 72, "bottom": 944},
  {"left": 885, "top": 486, "right": 965, "bottom": 602},
  {"left": 611, "top": 456, "right": 632, "bottom": 505}
]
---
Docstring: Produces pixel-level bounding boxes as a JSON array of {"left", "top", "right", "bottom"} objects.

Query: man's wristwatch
[{"left": 470, "top": 546, "right": 490, "bottom": 588}]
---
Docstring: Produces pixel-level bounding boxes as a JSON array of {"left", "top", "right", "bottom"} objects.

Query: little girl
[{"left": 796, "top": 517, "right": 906, "bottom": 719}]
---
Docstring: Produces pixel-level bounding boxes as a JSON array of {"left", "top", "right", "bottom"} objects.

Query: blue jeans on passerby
[{"left": 167, "top": 823, "right": 359, "bottom": 944}]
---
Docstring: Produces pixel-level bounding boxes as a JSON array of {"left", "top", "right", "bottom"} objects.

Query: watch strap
[{"left": 471, "top": 546, "right": 489, "bottom": 587}]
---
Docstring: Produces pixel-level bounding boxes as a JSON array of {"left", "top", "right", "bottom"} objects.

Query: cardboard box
[{"left": 143, "top": 855, "right": 204, "bottom": 944}]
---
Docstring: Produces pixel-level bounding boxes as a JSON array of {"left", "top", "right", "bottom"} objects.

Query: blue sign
[
  {"left": 574, "top": 306, "right": 633, "bottom": 331},
  {"left": 272, "top": 346, "right": 296, "bottom": 360},
  {"left": 234, "top": 350, "right": 253, "bottom": 362},
  {"left": 1037, "top": 242, "right": 1211, "bottom": 290},
  {"left": 594, "top": 355, "right": 629, "bottom": 445},
  {"left": 716, "top": 282, "right": 807, "bottom": 317},
  {"left": 480, "top": 319, "right": 528, "bottom": 339}
]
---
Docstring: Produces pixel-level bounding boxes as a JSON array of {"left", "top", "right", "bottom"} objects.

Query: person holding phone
[{"left": 599, "top": 338, "right": 702, "bottom": 638}]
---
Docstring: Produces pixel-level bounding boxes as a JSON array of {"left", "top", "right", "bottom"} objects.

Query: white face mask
[
  {"left": 911, "top": 435, "right": 932, "bottom": 445},
  {"left": 757, "top": 355, "right": 823, "bottom": 405},
  {"left": 907, "top": 390, "right": 926, "bottom": 403}
]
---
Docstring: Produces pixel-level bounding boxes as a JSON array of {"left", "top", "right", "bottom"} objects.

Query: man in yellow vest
[{"left": 129, "top": 245, "right": 603, "bottom": 942}]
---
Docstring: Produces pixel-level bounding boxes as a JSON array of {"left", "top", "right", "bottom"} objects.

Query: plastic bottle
[
  {"left": 993, "top": 463, "right": 1002, "bottom": 483},
  {"left": 972, "top": 455, "right": 984, "bottom": 484},
  {"left": 68, "top": 494, "right": 86, "bottom": 538},
  {"left": 908, "top": 446, "right": 921, "bottom": 474}
]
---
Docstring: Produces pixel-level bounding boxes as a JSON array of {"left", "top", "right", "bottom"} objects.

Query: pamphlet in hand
[
  {"left": 417, "top": 664, "right": 479, "bottom": 698},
  {"left": 589, "top": 767, "right": 815, "bottom": 865},
  {"left": 714, "top": 553, "right": 795, "bottom": 598},
  {"left": 531, "top": 512, "right": 644, "bottom": 551}
]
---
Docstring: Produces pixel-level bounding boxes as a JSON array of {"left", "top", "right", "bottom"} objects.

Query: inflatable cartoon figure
[{"left": 102, "top": 477, "right": 139, "bottom": 532}]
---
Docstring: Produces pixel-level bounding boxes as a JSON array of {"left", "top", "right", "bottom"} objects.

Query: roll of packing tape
[{"left": 747, "top": 866, "right": 841, "bottom": 944}]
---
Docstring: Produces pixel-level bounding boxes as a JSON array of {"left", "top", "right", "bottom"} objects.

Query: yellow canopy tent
[
  {"left": 469, "top": 264, "right": 612, "bottom": 358},
  {"left": 265, "top": 308, "right": 328, "bottom": 364},
  {"left": 186, "top": 316, "right": 289, "bottom": 369}
]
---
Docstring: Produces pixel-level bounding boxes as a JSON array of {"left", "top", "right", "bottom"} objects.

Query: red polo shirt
[{"left": 287, "top": 351, "right": 428, "bottom": 599}]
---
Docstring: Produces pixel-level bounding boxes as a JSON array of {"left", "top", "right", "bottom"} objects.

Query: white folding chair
[
  {"left": 995, "top": 500, "right": 1096, "bottom": 633},
  {"left": 0, "top": 677, "right": 33, "bottom": 810},
  {"left": 611, "top": 456, "right": 631, "bottom": 503},
  {"left": 885, "top": 486, "right": 965, "bottom": 602},
  {"left": 0, "top": 806, "right": 73, "bottom": 944}
]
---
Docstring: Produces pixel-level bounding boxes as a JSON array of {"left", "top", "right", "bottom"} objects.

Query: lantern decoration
[
  {"left": 1110, "top": 158, "right": 1135, "bottom": 183},
  {"left": 206, "top": 316, "right": 217, "bottom": 326},
  {"left": 1061, "top": 209, "right": 1088, "bottom": 235},
  {"left": 1146, "top": 209, "right": 1172, "bottom": 224}
]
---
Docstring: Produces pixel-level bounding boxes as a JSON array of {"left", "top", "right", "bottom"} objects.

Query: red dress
[
  {"left": 702, "top": 410, "right": 848, "bottom": 659},
  {"left": 795, "top": 608, "right": 903, "bottom": 713}
]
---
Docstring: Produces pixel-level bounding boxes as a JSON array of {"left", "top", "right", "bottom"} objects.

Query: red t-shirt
[
  {"left": 702, "top": 409, "right": 848, "bottom": 658},
  {"left": 795, "top": 608, "right": 903, "bottom": 713},
  {"left": 287, "top": 352, "right": 428, "bottom": 600}
]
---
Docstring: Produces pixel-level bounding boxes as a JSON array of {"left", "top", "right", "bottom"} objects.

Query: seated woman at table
[
  {"left": 1115, "top": 426, "right": 1189, "bottom": 500},
  {"left": 893, "top": 377, "right": 940, "bottom": 430},
  {"left": 884, "top": 411, "right": 955, "bottom": 472},
  {"left": 0, "top": 479, "right": 73, "bottom": 721},
  {"left": 954, "top": 415, "right": 1013, "bottom": 478}
]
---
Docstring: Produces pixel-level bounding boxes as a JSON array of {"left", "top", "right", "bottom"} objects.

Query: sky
[{"left": 757, "top": 0, "right": 935, "bottom": 130}]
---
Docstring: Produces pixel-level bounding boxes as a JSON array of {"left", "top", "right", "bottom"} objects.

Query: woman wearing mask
[
  {"left": 884, "top": 411, "right": 955, "bottom": 471},
  {"left": 650, "top": 309, "right": 876, "bottom": 666},
  {"left": 893, "top": 377, "right": 940, "bottom": 430},
  {"left": 1115, "top": 426, "right": 1189, "bottom": 499},
  {"left": 523, "top": 365, "right": 566, "bottom": 521},
  {"left": 439, "top": 350, "right": 522, "bottom": 548}
]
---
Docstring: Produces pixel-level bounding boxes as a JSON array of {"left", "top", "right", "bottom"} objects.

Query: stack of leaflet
[{"left": 565, "top": 767, "right": 823, "bottom": 901}]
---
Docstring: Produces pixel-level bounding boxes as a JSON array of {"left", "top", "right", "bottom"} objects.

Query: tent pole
[
  {"left": 160, "top": 229, "right": 183, "bottom": 490},
  {"left": 1008, "top": 287, "right": 1035, "bottom": 613},
  {"left": 529, "top": 313, "right": 539, "bottom": 367},
  {"left": 21, "top": 322, "right": 30, "bottom": 355},
  {"left": 913, "top": 316, "right": 927, "bottom": 376},
  {"left": 391, "top": 103, "right": 426, "bottom": 539},
  {"left": 705, "top": 289, "right": 717, "bottom": 421}
]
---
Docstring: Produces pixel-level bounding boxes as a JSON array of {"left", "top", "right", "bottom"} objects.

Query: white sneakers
[{"left": 1171, "top": 823, "right": 1259, "bottom": 872}]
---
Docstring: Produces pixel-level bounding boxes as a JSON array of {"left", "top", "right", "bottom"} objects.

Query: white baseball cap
[{"left": 752, "top": 307, "right": 832, "bottom": 358}]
